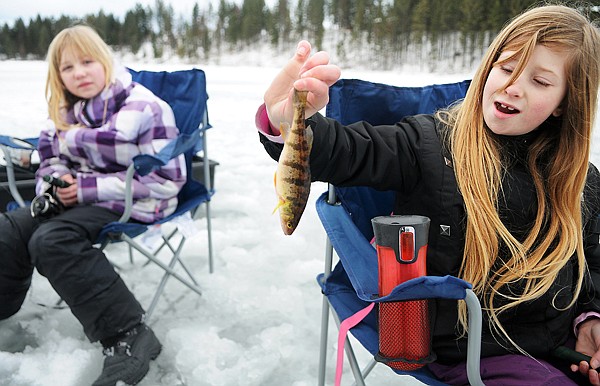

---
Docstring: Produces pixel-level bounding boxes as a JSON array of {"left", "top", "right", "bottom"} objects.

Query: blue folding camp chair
[
  {"left": 316, "top": 78, "right": 486, "bottom": 385},
  {"left": 0, "top": 136, "right": 38, "bottom": 210},
  {"left": 0, "top": 68, "right": 215, "bottom": 318}
]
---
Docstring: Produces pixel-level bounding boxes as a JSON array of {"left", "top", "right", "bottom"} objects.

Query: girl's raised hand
[{"left": 264, "top": 40, "right": 341, "bottom": 133}]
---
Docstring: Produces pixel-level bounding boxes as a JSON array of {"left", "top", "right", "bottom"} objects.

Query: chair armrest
[
  {"left": 133, "top": 130, "right": 200, "bottom": 176},
  {"left": 464, "top": 289, "right": 484, "bottom": 386},
  {"left": 0, "top": 135, "right": 38, "bottom": 150},
  {"left": 117, "top": 129, "right": 200, "bottom": 223},
  {"left": 316, "top": 191, "right": 380, "bottom": 293},
  {"left": 116, "top": 164, "right": 136, "bottom": 223},
  {"left": 316, "top": 192, "right": 473, "bottom": 301}
]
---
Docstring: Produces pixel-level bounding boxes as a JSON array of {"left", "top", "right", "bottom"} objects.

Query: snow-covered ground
[{"left": 0, "top": 56, "right": 598, "bottom": 386}]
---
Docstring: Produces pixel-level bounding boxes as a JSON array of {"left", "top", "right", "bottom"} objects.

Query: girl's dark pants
[{"left": 0, "top": 205, "right": 144, "bottom": 342}]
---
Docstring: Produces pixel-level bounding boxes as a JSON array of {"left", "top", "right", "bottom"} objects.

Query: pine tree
[
  {"left": 3, "top": 0, "right": 584, "bottom": 71},
  {"left": 0, "top": 23, "right": 16, "bottom": 57},
  {"left": 122, "top": 5, "right": 152, "bottom": 54},
  {"left": 154, "top": 0, "right": 177, "bottom": 53},
  {"left": 295, "top": 0, "right": 307, "bottom": 37},
  {"left": 241, "top": 0, "right": 266, "bottom": 43},
  {"left": 225, "top": 4, "right": 243, "bottom": 45},
  {"left": 307, "top": 0, "right": 325, "bottom": 49},
  {"left": 270, "top": 0, "right": 292, "bottom": 48}
]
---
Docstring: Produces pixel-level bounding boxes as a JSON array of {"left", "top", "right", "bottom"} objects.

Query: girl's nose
[
  {"left": 504, "top": 82, "right": 522, "bottom": 98},
  {"left": 73, "top": 64, "right": 86, "bottom": 78}
]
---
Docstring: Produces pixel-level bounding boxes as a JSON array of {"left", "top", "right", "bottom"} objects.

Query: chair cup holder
[{"left": 376, "top": 300, "right": 436, "bottom": 370}]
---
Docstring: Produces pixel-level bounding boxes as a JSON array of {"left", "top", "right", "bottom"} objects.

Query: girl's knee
[
  {"left": 28, "top": 228, "right": 53, "bottom": 266},
  {"left": 28, "top": 224, "right": 75, "bottom": 267},
  {"left": 28, "top": 221, "right": 93, "bottom": 276}
]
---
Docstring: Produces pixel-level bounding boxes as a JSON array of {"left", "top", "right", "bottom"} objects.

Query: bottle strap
[{"left": 335, "top": 302, "right": 375, "bottom": 386}]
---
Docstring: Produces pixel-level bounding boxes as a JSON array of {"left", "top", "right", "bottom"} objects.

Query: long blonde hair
[
  {"left": 46, "top": 25, "right": 114, "bottom": 130},
  {"left": 438, "top": 4, "right": 600, "bottom": 352}
]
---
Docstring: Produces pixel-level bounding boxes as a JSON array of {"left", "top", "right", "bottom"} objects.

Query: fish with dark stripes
[{"left": 273, "top": 89, "right": 314, "bottom": 235}]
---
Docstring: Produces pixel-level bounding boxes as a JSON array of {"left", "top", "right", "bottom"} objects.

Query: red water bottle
[{"left": 372, "top": 215, "right": 431, "bottom": 370}]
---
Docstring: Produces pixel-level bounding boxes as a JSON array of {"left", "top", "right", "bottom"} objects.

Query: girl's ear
[{"left": 551, "top": 105, "right": 563, "bottom": 117}]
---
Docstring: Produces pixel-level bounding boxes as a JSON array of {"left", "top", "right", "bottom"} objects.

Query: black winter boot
[{"left": 92, "top": 324, "right": 161, "bottom": 386}]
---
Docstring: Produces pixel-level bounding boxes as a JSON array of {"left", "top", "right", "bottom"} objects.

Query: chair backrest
[
  {"left": 129, "top": 68, "right": 210, "bottom": 177},
  {"left": 129, "top": 68, "right": 211, "bottom": 211},
  {"left": 325, "top": 78, "right": 470, "bottom": 239},
  {"left": 322, "top": 79, "right": 474, "bottom": 385},
  {"left": 327, "top": 78, "right": 470, "bottom": 126}
]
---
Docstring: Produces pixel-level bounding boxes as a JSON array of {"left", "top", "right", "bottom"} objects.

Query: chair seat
[
  {"left": 97, "top": 179, "right": 212, "bottom": 245},
  {"left": 317, "top": 189, "right": 484, "bottom": 386},
  {"left": 319, "top": 265, "right": 450, "bottom": 385}
]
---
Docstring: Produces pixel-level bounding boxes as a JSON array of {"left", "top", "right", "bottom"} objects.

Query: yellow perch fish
[{"left": 273, "top": 90, "right": 314, "bottom": 235}]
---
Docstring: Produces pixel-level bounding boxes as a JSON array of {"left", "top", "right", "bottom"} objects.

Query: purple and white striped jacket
[{"left": 36, "top": 66, "right": 187, "bottom": 223}]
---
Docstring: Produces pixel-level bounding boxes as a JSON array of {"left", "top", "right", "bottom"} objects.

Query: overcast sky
[{"left": 0, "top": 0, "right": 227, "bottom": 25}]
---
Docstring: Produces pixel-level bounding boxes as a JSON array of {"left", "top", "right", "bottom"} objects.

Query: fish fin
[
  {"left": 279, "top": 122, "right": 290, "bottom": 141},
  {"left": 306, "top": 125, "right": 314, "bottom": 152},
  {"left": 272, "top": 198, "right": 284, "bottom": 215}
]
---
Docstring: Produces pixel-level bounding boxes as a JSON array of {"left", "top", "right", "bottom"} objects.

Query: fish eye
[{"left": 287, "top": 222, "right": 293, "bottom": 229}]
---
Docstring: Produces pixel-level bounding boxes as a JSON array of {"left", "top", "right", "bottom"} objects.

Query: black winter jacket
[{"left": 260, "top": 112, "right": 600, "bottom": 363}]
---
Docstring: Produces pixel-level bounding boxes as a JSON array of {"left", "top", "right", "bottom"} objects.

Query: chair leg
[
  {"left": 360, "top": 359, "right": 377, "bottom": 380},
  {"left": 128, "top": 244, "right": 134, "bottom": 264},
  {"left": 146, "top": 257, "right": 178, "bottom": 318},
  {"left": 105, "top": 229, "right": 203, "bottom": 319},
  {"left": 319, "top": 236, "right": 336, "bottom": 386},
  {"left": 205, "top": 200, "right": 214, "bottom": 274},
  {"left": 161, "top": 234, "right": 199, "bottom": 286},
  {"left": 119, "top": 234, "right": 202, "bottom": 294},
  {"left": 199, "top": 129, "right": 215, "bottom": 275},
  {"left": 140, "top": 228, "right": 174, "bottom": 268},
  {"left": 155, "top": 233, "right": 199, "bottom": 285},
  {"left": 145, "top": 235, "right": 190, "bottom": 318},
  {"left": 318, "top": 294, "right": 331, "bottom": 386},
  {"left": 318, "top": 184, "right": 344, "bottom": 385},
  {"left": 150, "top": 210, "right": 214, "bottom": 275}
]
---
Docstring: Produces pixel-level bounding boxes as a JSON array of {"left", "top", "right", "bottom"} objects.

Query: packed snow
[{"left": 0, "top": 57, "right": 598, "bottom": 386}]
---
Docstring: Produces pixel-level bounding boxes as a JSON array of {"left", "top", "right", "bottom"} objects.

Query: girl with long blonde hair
[{"left": 258, "top": 4, "right": 600, "bottom": 385}]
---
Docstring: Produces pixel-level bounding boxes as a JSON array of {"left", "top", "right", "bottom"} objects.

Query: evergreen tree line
[{"left": 2, "top": 0, "right": 599, "bottom": 71}]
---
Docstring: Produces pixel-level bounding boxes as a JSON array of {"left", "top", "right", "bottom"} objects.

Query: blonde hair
[
  {"left": 45, "top": 25, "right": 114, "bottom": 130},
  {"left": 438, "top": 4, "right": 600, "bottom": 353}
]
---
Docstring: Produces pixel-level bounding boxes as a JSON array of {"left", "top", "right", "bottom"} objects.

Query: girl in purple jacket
[{"left": 0, "top": 25, "right": 185, "bottom": 386}]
